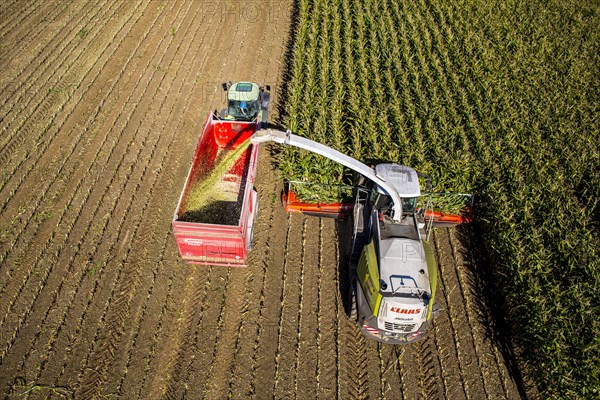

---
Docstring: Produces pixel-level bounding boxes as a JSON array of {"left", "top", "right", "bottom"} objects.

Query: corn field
[{"left": 278, "top": 0, "right": 599, "bottom": 397}]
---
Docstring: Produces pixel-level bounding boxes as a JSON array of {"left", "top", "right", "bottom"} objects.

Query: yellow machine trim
[
  {"left": 358, "top": 241, "right": 382, "bottom": 317},
  {"left": 422, "top": 239, "right": 438, "bottom": 319}
]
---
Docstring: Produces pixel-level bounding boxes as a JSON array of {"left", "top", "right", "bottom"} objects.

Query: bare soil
[{"left": 0, "top": 1, "right": 524, "bottom": 399}]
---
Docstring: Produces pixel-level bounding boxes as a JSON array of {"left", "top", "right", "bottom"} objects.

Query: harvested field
[{"left": 1, "top": 1, "right": 525, "bottom": 399}]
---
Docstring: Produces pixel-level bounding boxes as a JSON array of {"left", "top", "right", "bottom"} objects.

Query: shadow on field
[
  {"left": 262, "top": 0, "right": 300, "bottom": 167},
  {"left": 272, "top": 0, "right": 299, "bottom": 129},
  {"left": 336, "top": 217, "right": 354, "bottom": 318},
  {"left": 455, "top": 224, "right": 530, "bottom": 399}
]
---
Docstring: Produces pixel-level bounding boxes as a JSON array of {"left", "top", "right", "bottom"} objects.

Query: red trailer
[{"left": 172, "top": 113, "right": 259, "bottom": 267}]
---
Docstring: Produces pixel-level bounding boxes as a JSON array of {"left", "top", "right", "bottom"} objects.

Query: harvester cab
[
  {"left": 369, "top": 164, "right": 421, "bottom": 217},
  {"left": 219, "top": 81, "right": 270, "bottom": 123}
]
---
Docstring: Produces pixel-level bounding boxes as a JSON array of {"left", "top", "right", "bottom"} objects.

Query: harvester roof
[
  {"left": 375, "top": 164, "right": 421, "bottom": 198},
  {"left": 378, "top": 237, "right": 431, "bottom": 295},
  {"left": 228, "top": 82, "right": 260, "bottom": 102}
]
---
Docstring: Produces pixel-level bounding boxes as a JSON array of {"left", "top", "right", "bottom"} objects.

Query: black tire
[
  {"left": 347, "top": 276, "right": 358, "bottom": 321},
  {"left": 246, "top": 189, "right": 259, "bottom": 250}
]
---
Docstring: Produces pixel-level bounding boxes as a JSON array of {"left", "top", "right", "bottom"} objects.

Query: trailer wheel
[{"left": 246, "top": 189, "right": 259, "bottom": 250}]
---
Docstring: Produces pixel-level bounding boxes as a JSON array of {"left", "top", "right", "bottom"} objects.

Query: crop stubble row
[
  {"left": 0, "top": 0, "right": 126, "bottom": 272},
  {"left": 0, "top": 0, "right": 241, "bottom": 396},
  {"left": 74, "top": 0, "right": 220, "bottom": 397},
  {"left": 0, "top": 0, "right": 151, "bottom": 372},
  {"left": 1, "top": 0, "right": 173, "bottom": 394},
  {"left": 0, "top": 0, "right": 122, "bottom": 188}
]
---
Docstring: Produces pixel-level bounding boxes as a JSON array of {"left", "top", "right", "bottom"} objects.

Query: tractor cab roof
[
  {"left": 375, "top": 164, "right": 421, "bottom": 198},
  {"left": 227, "top": 82, "right": 260, "bottom": 102}
]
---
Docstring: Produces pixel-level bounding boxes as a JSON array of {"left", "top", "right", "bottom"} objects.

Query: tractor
[{"left": 219, "top": 81, "right": 270, "bottom": 123}]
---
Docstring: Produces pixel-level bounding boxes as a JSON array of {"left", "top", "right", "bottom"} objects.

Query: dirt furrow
[
  {"left": 250, "top": 210, "right": 290, "bottom": 400},
  {"left": 293, "top": 218, "right": 310, "bottom": 398},
  {"left": 0, "top": 0, "right": 114, "bottom": 196},
  {"left": 316, "top": 218, "right": 341, "bottom": 399},
  {"left": 0, "top": 0, "right": 152, "bottom": 276},
  {"left": 431, "top": 314, "right": 460, "bottom": 400},
  {"left": 376, "top": 344, "right": 387, "bottom": 399},
  {"left": 340, "top": 322, "right": 371, "bottom": 400},
  {"left": 222, "top": 274, "right": 261, "bottom": 397},
  {"left": 143, "top": 266, "right": 211, "bottom": 400},
  {"left": 244, "top": 2, "right": 274, "bottom": 83},
  {"left": 0, "top": 1, "right": 71, "bottom": 79},
  {"left": 0, "top": 0, "right": 41, "bottom": 40},
  {"left": 0, "top": 0, "right": 147, "bottom": 358},
  {"left": 0, "top": 0, "right": 25, "bottom": 29},
  {"left": 125, "top": 266, "right": 187, "bottom": 400},
  {"left": 272, "top": 213, "right": 304, "bottom": 399},
  {"left": 173, "top": 267, "right": 230, "bottom": 400},
  {"left": 357, "top": 339, "right": 381, "bottom": 400},
  {"left": 378, "top": 345, "right": 404, "bottom": 400},
  {"left": 295, "top": 217, "right": 321, "bottom": 399},
  {"left": 334, "top": 229, "right": 345, "bottom": 400},
  {"left": 238, "top": 152, "right": 285, "bottom": 399},
  {"left": 398, "top": 337, "right": 423, "bottom": 399},
  {"left": 221, "top": 7, "right": 257, "bottom": 83},
  {"left": 0, "top": 0, "right": 86, "bottom": 95},
  {"left": 0, "top": 0, "right": 119, "bottom": 165},
  {"left": 112, "top": 262, "right": 176, "bottom": 399},
  {"left": 0, "top": 0, "right": 95, "bottom": 133},
  {"left": 0, "top": 0, "right": 136, "bottom": 270},
  {"left": 417, "top": 334, "right": 446, "bottom": 399},
  {"left": 202, "top": 268, "right": 253, "bottom": 399},
  {"left": 431, "top": 234, "right": 469, "bottom": 400}
]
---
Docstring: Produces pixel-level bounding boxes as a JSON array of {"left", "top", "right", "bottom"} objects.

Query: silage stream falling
[{"left": 182, "top": 140, "right": 251, "bottom": 225}]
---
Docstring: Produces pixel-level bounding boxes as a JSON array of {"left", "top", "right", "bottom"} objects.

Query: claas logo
[{"left": 390, "top": 307, "right": 421, "bottom": 314}]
